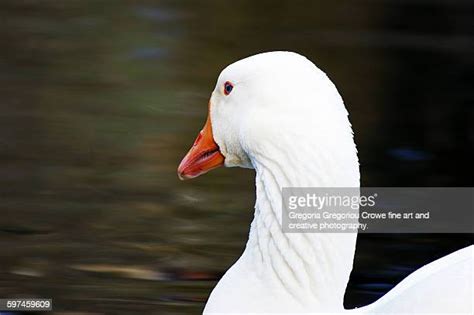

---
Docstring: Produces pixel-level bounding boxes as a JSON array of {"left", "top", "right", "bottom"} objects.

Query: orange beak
[{"left": 177, "top": 114, "right": 225, "bottom": 180}]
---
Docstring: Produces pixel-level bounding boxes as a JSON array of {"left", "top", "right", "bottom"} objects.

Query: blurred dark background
[{"left": 0, "top": 0, "right": 473, "bottom": 314}]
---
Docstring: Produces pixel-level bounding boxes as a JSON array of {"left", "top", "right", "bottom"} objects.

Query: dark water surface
[{"left": 0, "top": 1, "right": 473, "bottom": 314}]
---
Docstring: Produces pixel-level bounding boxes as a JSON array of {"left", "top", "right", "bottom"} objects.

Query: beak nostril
[{"left": 193, "top": 132, "right": 203, "bottom": 146}]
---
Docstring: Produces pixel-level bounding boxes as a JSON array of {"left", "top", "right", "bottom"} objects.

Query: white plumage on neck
[
  {"left": 245, "top": 163, "right": 358, "bottom": 312},
  {"left": 204, "top": 171, "right": 359, "bottom": 313}
]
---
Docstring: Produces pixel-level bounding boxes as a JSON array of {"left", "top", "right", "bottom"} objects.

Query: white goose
[{"left": 177, "top": 51, "right": 473, "bottom": 314}]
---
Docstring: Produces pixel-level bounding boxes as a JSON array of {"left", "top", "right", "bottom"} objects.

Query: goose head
[{"left": 178, "top": 51, "right": 359, "bottom": 187}]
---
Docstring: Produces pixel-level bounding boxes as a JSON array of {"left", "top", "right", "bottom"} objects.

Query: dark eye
[{"left": 224, "top": 81, "right": 233, "bottom": 95}]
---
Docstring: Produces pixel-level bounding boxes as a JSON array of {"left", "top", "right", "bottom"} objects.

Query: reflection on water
[{"left": 0, "top": 0, "right": 472, "bottom": 314}]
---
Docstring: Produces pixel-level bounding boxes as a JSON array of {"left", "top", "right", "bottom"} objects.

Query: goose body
[{"left": 177, "top": 51, "right": 473, "bottom": 314}]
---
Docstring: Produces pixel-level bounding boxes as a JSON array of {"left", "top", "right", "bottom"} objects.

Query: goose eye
[{"left": 224, "top": 81, "right": 233, "bottom": 95}]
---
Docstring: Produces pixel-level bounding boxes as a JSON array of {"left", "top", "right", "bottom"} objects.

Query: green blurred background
[{"left": 0, "top": 0, "right": 472, "bottom": 314}]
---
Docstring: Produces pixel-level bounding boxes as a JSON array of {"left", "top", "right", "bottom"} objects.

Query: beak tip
[{"left": 177, "top": 166, "right": 188, "bottom": 181}]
